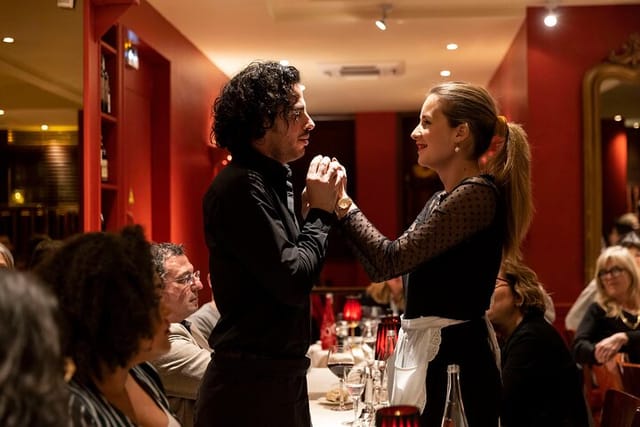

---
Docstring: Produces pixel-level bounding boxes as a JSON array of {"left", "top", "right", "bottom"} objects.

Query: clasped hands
[{"left": 301, "top": 155, "right": 347, "bottom": 218}]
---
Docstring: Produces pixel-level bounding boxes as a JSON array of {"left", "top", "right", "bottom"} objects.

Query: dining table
[{"left": 307, "top": 367, "right": 358, "bottom": 427}]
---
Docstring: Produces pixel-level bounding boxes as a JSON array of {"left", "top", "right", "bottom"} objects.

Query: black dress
[{"left": 340, "top": 175, "right": 503, "bottom": 427}]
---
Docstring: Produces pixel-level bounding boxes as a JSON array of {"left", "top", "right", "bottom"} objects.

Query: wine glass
[
  {"left": 327, "top": 344, "right": 355, "bottom": 410},
  {"left": 377, "top": 329, "right": 396, "bottom": 407},
  {"left": 344, "top": 365, "right": 367, "bottom": 426}
]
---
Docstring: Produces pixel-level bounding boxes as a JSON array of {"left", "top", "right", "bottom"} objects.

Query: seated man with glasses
[
  {"left": 573, "top": 245, "right": 640, "bottom": 365},
  {"left": 150, "top": 242, "right": 220, "bottom": 427},
  {"left": 487, "top": 257, "right": 589, "bottom": 427}
]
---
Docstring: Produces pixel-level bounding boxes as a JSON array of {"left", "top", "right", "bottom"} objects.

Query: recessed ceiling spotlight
[
  {"left": 2, "top": 36, "right": 15, "bottom": 44},
  {"left": 440, "top": 70, "right": 451, "bottom": 77},
  {"left": 41, "top": 124, "right": 49, "bottom": 131},
  {"left": 0, "top": 109, "right": 5, "bottom": 116},
  {"left": 446, "top": 43, "right": 458, "bottom": 51},
  {"left": 279, "top": 60, "right": 290, "bottom": 66},
  {"left": 614, "top": 114, "right": 623, "bottom": 122},
  {"left": 543, "top": 6, "right": 558, "bottom": 28},
  {"left": 375, "top": 4, "right": 391, "bottom": 31}
]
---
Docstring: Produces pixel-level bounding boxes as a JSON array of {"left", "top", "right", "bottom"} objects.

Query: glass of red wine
[{"left": 327, "top": 344, "right": 355, "bottom": 411}]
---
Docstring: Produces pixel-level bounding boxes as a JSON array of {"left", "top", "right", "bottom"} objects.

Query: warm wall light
[
  {"left": 375, "top": 4, "right": 391, "bottom": 31},
  {"left": 614, "top": 114, "right": 623, "bottom": 122},
  {"left": 10, "top": 189, "right": 25, "bottom": 206},
  {"left": 41, "top": 124, "right": 49, "bottom": 131}
]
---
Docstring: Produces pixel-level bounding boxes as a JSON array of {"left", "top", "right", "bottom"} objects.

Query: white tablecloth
[{"left": 307, "top": 367, "right": 354, "bottom": 427}]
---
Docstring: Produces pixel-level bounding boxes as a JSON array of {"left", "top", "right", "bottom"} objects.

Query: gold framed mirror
[{"left": 583, "top": 33, "right": 640, "bottom": 280}]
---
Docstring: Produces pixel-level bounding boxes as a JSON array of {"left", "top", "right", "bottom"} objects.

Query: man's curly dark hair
[
  {"left": 34, "top": 225, "right": 159, "bottom": 385},
  {"left": 212, "top": 60, "right": 301, "bottom": 154}
]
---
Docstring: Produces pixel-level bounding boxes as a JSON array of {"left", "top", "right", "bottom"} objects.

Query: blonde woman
[
  {"left": 573, "top": 246, "right": 640, "bottom": 364},
  {"left": 328, "top": 82, "right": 534, "bottom": 427}
]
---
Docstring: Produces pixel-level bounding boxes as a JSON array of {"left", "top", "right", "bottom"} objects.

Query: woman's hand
[{"left": 594, "top": 332, "right": 629, "bottom": 364}]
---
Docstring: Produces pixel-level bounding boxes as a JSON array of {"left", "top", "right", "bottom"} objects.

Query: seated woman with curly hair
[
  {"left": 0, "top": 270, "right": 68, "bottom": 427},
  {"left": 35, "top": 225, "right": 175, "bottom": 427}
]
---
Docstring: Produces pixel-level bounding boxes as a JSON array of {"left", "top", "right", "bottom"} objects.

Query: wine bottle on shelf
[
  {"left": 100, "top": 54, "right": 111, "bottom": 114},
  {"left": 100, "top": 137, "right": 109, "bottom": 182},
  {"left": 100, "top": 55, "right": 107, "bottom": 113},
  {"left": 440, "top": 364, "right": 469, "bottom": 427}
]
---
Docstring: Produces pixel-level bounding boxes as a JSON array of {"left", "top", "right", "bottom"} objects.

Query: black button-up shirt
[{"left": 203, "top": 149, "right": 333, "bottom": 359}]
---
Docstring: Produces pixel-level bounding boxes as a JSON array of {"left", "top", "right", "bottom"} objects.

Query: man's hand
[{"left": 305, "top": 155, "right": 342, "bottom": 213}]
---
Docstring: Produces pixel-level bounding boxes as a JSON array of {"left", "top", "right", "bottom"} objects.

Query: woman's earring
[{"left": 454, "top": 145, "right": 460, "bottom": 153}]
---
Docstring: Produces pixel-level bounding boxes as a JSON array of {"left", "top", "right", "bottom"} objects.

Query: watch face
[{"left": 338, "top": 197, "right": 351, "bottom": 209}]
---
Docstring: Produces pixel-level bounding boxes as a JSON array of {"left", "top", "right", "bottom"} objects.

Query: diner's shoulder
[{"left": 68, "top": 380, "right": 133, "bottom": 427}]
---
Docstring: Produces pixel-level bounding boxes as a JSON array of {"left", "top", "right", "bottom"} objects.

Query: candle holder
[
  {"left": 374, "top": 315, "right": 400, "bottom": 360},
  {"left": 343, "top": 295, "right": 363, "bottom": 336},
  {"left": 375, "top": 405, "right": 421, "bottom": 427}
]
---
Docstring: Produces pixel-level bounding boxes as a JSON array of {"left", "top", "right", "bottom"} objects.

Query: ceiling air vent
[{"left": 319, "top": 61, "right": 404, "bottom": 79}]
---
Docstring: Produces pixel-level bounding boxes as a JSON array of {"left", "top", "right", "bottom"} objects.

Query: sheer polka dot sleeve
[{"left": 340, "top": 177, "right": 499, "bottom": 281}]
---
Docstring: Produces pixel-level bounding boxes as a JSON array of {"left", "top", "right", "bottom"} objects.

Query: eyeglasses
[
  {"left": 598, "top": 266, "right": 626, "bottom": 279},
  {"left": 173, "top": 270, "right": 200, "bottom": 286}
]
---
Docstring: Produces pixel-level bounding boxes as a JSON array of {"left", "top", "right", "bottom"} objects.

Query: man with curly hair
[{"left": 197, "top": 61, "right": 342, "bottom": 426}]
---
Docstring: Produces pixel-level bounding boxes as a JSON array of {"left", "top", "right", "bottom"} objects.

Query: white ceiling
[
  {"left": 0, "top": 0, "right": 637, "bottom": 130},
  {"left": 146, "top": 0, "right": 639, "bottom": 115}
]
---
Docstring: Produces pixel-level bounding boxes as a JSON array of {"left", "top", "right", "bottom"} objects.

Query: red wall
[
  {"left": 118, "top": 1, "right": 228, "bottom": 302},
  {"left": 353, "top": 112, "right": 402, "bottom": 286},
  {"left": 490, "top": 4, "right": 640, "bottom": 326}
]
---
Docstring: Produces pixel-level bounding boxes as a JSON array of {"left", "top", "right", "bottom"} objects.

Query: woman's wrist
[{"left": 335, "top": 195, "right": 354, "bottom": 220}]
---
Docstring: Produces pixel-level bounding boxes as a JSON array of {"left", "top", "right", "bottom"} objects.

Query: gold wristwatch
[{"left": 336, "top": 196, "right": 353, "bottom": 217}]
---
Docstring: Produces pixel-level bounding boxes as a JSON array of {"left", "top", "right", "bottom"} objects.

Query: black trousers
[{"left": 195, "top": 354, "right": 311, "bottom": 427}]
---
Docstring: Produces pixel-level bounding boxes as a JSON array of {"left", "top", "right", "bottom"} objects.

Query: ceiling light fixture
[
  {"left": 446, "top": 43, "right": 458, "bottom": 51},
  {"left": 375, "top": 4, "right": 391, "bottom": 31},
  {"left": 440, "top": 70, "right": 452, "bottom": 77},
  {"left": 2, "top": 36, "right": 15, "bottom": 44},
  {"left": 543, "top": 3, "right": 558, "bottom": 27}
]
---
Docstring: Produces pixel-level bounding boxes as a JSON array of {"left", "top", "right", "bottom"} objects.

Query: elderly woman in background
[
  {"left": 0, "top": 242, "right": 14, "bottom": 269},
  {"left": 35, "top": 225, "right": 177, "bottom": 427},
  {"left": 487, "top": 258, "right": 589, "bottom": 427},
  {"left": 574, "top": 245, "right": 640, "bottom": 365},
  {"left": 0, "top": 270, "right": 68, "bottom": 427}
]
